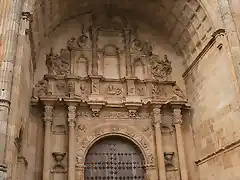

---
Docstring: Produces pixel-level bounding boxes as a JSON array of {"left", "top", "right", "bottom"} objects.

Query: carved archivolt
[{"left": 76, "top": 124, "right": 155, "bottom": 166}]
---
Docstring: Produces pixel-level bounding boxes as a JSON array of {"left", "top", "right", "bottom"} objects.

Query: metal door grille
[{"left": 84, "top": 136, "right": 145, "bottom": 180}]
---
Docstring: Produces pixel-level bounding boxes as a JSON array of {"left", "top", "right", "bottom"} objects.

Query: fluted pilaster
[
  {"left": 172, "top": 107, "right": 188, "bottom": 180},
  {"left": 0, "top": 0, "right": 24, "bottom": 176},
  {"left": 152, "top": 108, "right": 167, "bottom": 180},
  {"left": 43, "top": 105, "right": 53, "bottom": 180},
  {"left": 68, "top": 105, "right": 77, "bottom": 180}
]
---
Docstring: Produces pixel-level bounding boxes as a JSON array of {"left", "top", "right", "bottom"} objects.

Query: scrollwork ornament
[
  {"left": 173, "top": 85, "right": 186, "bottom": 100},
  {"left": 34, "top": 79, "right": 48, "bottom": 96},
  {"left": 68, "top": 106, "right": 77, "bottom": 121},
  {"left": 150, "top": 55, "right": 172, "bottom": 80}
]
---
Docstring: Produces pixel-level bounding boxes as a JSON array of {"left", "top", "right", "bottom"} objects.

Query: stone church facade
[{"left": 1, "top": 0, "right": 240, "bottom": 180}]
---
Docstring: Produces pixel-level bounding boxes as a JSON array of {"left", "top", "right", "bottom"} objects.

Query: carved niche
[
  {"left": 94, "top": 14, "right": 127, "bottom": 79},
  {"left": 67, "top": 25, "right": 91, "bottom": 77}
]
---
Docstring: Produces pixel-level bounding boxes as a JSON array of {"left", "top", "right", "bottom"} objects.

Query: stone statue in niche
[
  {"left": 150, "top": 55, "right": 172, "bottom": 80},
  {"left": 33, "top": 79, "right": 48, "bottom": 96},
  {"left": 46, "top": 48, "right": 70, "bottom": 75}
]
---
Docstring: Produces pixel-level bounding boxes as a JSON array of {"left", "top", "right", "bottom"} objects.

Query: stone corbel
[
  {"left": 164, "top": 152, "right": 177, "bottom": 171},
  {"left": 51, "top": 152, "right": 67, "bottom": 173},
  {"left": 89, "top": 103, "right": 104, "bottom": 117},
  {"left": 124, "top": 102, "right": 142, "bottom": 118}
]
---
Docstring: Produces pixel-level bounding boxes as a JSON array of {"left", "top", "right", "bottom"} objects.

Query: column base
[{"left": 0, "top": 164, "right": 7, "bottom": 180}]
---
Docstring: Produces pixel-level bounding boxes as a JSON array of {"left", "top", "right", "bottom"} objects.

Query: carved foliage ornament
[
  {"left": 76, "top": 126, "right": 154, "bottom": 166},
  {"left": 105, "top": 85, "right": 122, "bottom": 95},
  {"left": 131, "top": 38, "right": 172, "bottom": 80},
  {"left": 150, "top": 55, "right": 172, "bottom": 80}
]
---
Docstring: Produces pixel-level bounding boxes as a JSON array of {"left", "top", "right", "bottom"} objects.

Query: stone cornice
[
  {"left": 182, "top": 29, "right": 226, "bottom": 79},
  {"left": 196, "top": 138, "right": 240, "bottom": 166}
]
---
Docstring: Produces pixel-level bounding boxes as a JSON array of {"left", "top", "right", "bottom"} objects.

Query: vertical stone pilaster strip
[
  {"left": 124, "top": 30, "right": 132, "bottom": 77},
  {"left": 43, "top": 105, "right": 53, "bottom": 180},
  {"left": 218, "top": 0, "right": 240, "bottom": 92},
  {"left": 0, "top": 0, "right": 24, "bottom": 175},
  {"left": 68, "top": 105, "right": 76, "bottom": 180},
  {"left": 91, "top": 28, "right": 98, "bottom": 75},
  {"left": 152, "top": 108, "right": 167, "bottom": 180},
  {"left": 173, "top": 108, "right": 188, "bottom": 180}
]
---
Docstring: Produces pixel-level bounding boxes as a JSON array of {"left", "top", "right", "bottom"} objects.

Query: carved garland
[{"left": 76, "top": 125, "right": 155, "bottom": 166}]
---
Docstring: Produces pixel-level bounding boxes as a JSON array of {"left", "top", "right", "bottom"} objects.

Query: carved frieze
[
  {"left": 104, "top": 111, "right": 150, "bottom": 119},
  {"left": 152, "top": 84, "right": 167, "bottom": 98},
  {"left": 104, "top": 84, "right": 123, "bottom": 96}
]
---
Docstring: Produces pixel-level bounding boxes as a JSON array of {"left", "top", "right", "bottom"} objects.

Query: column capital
[
  {"left": 172, "top": 108, "right": 183, "bottom": 125},
  {"left": 151, "top": 108, "right": 162, "bottom": 127},
  {"left": 44, "top": 105, "right": 53, "bottom": 124},
  {"left": 68, "top": 105, "right": 77, "bottom": 126}
]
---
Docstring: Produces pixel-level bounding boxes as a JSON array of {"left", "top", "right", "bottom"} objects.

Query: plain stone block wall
[{"left": 185, "top": 34, "right": 240, "bottom": 180}]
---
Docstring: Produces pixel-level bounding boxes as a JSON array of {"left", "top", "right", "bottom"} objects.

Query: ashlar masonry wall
[{"left": 184, "top": 31, "right": 240, "bottom": 180}]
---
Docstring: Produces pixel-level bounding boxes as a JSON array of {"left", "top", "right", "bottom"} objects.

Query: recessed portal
[{"left": 84, "top": 136, "right": 145, "bottom": 180}]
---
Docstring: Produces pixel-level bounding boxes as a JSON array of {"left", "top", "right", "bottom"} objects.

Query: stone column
[
  {"left": 43, "top": 105, "right": 53, "bottom": 180},
  {"left": 0, "top": 0, "right": 24, "bottom": 175},
  {"left": 152, "top": 108, "right": 167, "bottom": 180},
  {"left": 172, "top": 107, "right": 188, "bottom": 180},
  {"left": 68, "top": 105, "right": 77, "bottom": 180}
]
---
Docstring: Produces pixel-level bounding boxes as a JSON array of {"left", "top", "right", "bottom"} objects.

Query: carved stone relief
[
  {"left": 172, "top": 85, "right": 186, "bottom": 100},
  {"left": 104, "top": 84, "right": 123, "bottom": 96},
  {"left": 46, "top": 48, "right": 70, "bottom": 76},
  {"left": 150, "top": 55, "right": 172, "bottom": 80},
  {"left": 152, "top": 84, "right": 168, "bottom": 98},
  {"left": 33, "top": 79, "right": 48, "bottom": 96},
  {"left": 76, "top": 124, "right": 155, "bottom": 166}
]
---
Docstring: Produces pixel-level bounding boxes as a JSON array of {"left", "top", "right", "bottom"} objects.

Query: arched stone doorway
[{"left": 84, "top": 136, "right": 145, "bottom": 180}]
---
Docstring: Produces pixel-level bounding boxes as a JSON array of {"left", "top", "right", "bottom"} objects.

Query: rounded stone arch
[{"left": 76, "top": 124, "right": 155, "bottom": 167}]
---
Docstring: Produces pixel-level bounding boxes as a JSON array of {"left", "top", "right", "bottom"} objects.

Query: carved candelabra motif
[
  {"left": 164, "top": 152, "right": 175, "bottom": 166},
  {"left": 52, "top": 152, "right": 66, "bottom": 172}
]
